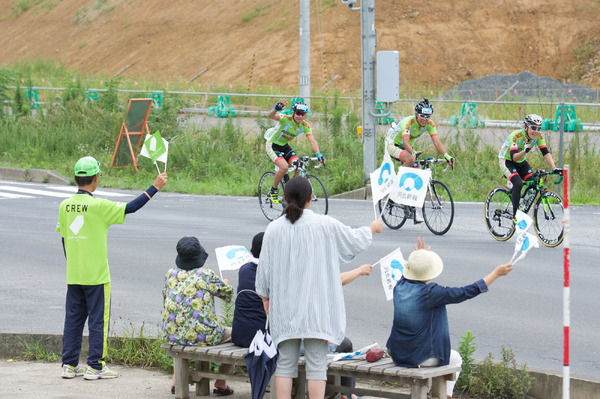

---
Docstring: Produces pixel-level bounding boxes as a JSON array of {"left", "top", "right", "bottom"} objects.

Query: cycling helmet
[
  {"left": 292, "top": 102, "right": 309, "bottom": 114},
  {"left": 414, "top": 98, "right": 433, "bottom": 118},
  {"left": 524, "top": 114, "right": 543, "bottom": 127}
]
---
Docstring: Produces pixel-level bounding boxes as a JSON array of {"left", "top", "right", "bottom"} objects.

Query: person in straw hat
[{"left": 386, "top": 238, "right": 512, "bottom": 398}]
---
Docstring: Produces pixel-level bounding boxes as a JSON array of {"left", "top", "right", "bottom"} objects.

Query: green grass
[
  {"left": 1, "top": 61, "right": 599, "bottom": 204},
  {"left": 15, "top": 336, "right": 61, "bottom": 362},
  {"left": 238, "top": 3, "right": 272, "bottom": 23}
]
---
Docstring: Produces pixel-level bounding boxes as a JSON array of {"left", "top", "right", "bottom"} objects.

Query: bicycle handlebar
[{"left": 418, "top": 157, "right": 454, "bottom": 172}]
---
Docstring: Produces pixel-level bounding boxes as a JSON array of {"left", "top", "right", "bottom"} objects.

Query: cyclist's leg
[
  {"left": 507, "top": 160, "right": 533, "bottom": 218},
  {"left": 266, "top": 142, "right": 289, "bottom": 190},
  {"left": 499, "top": 157, "right": 512, "bottom": 188},
  {"left": 283, "top": 146, "right": 299, "bottom": 178}
]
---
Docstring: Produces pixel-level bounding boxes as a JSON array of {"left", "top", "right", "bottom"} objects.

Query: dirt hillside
[{"left": 1, "top": 0, "right": 599, "bottom": 91}]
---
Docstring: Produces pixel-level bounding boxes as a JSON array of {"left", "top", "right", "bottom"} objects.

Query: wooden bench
[{"left": 162, "top": 342, "right": 460, "bottom": 399}]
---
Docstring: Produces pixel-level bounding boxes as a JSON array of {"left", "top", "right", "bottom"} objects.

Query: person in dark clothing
[{"left": 232, "top": 232, "right": 266, "bottom": 347}]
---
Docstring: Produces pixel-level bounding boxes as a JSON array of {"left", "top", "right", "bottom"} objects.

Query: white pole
[{"left": 562, "top": 165, "right": 570, "bottom": 399}]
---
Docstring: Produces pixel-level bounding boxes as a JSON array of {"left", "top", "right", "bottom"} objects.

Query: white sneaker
[
  {"left": 83, "top": 365, "right": 118, "bottom": 380},
  {"left": 413, "top": 208, "right": 424, "bottom": 224},
  {"left": 62, "top": 364, "right": 85, "bottom": 379}
]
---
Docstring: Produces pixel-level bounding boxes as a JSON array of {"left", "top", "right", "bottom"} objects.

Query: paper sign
[
  {"left": 215, "top": 245, "right": 253, "bottom": 272},
  {"left": 389, "top": 166, "right": 431, "bottom": 208},
  {"left": 377, "top": 248, "right": 405, "bottom": 301}
]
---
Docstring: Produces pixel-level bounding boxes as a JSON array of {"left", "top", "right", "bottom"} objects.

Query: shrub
[
  {"left": 467, "top": 345, "right": 533, "bottom": 399},
  {"left": 456, "top": 330, "right": 476, "bottom": 391}
]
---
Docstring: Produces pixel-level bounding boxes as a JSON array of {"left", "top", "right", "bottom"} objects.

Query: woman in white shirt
[{"left": 256, "top": 176, "right": 383, "bottom": 399}]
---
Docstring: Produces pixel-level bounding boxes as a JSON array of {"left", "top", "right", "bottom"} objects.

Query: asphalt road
[{"left": 1, "top": 181, "right": 598, "bottom": 378}]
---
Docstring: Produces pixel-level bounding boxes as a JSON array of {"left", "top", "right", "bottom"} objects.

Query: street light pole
[
  {"left": 345, "top": 0, "right": 377, "bottom": 183},
  {"left": 299, "top": 0, "right": 311, "bottom": 107}
]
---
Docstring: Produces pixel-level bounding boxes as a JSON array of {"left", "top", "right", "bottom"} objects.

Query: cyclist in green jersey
[
  {"left": 384, "top": 99, "right": 454, "bottom": 223},
  {"left": 498, "top": 113, "right": 559, "bottom": 221},
  {"left": 385, "top": 98, "right": 455, "bottom": 168},
  {"left": 264, "top": 99, "right": 325, "bottom": 204}
]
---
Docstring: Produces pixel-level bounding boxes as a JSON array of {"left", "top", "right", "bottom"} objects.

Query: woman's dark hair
[{"left": 283, "top": 176, "right": 312, "bottom": 224}]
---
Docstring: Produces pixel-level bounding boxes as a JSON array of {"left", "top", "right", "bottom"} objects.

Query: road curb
[
  {"left": 0, "top": 166, "right": 70, "bottom": 185},
  {"left": 1, "top": 332, "right": 598, "bottom": 398}
]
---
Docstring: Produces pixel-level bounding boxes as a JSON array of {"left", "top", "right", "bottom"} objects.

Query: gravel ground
[{"left": 444, "top": 70, "right": 599, "bottom": 103}]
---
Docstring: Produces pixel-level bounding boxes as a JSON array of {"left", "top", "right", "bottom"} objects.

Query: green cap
[{"left": 74, "top": 156, "right": 101, "bottom": 177}]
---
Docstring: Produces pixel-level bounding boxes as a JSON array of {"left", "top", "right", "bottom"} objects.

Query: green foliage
[
  {"left": 100, "top": 78, "right": 121, "bottom": 112},
  {"left": 0, "top": 61, "right": 599, "bottom": 203},
  {"left": 239, "top": 4, "right": 272, "bottom": 23},
  {"left": 0, "top": 68, "right": 15, "bottom": 117},
  {"left": 61, "top": 78, "right": 85, "bottom": 105},
  {"left": 147, "top": 90, "right": 188, "bottom": 136},
  {"left": 467, "top": 345, "right": 533, "bottom": 399},
  {"left": 456, "top": 330, "right": 476, "bottom": 390},
  {"left": 11, "top": 0, "right": 37, "bottom": 17},
  {"left": 106, "top": 322, "right": 173, "bottom": 371},
  {"left": 15, "top": 335, "right": 60, "bottom": 362},
  {"left": 567, "top": 38, "right": 600, "bottom": 82},
  {"left": 12, "top": 80, "right": 29, "bottom": 117}
]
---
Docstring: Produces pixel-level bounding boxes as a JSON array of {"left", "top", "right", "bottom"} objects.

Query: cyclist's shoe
[
  {"left": 413, "top": 207, "right": 424, "bottom": 224},
  {"left": 269, "top": 189, "right": 280, "bottom": 205}
]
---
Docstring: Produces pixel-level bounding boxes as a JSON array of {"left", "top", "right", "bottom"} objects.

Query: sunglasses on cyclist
[
  {"left": 528, "top": 125, "right": 541, "bottom": 131},
  {"left": 418, "top": 114, "right": 431, "bottom": 119},
  {"left": 295, "top": 111, "right": 306, "bottom": 116}
]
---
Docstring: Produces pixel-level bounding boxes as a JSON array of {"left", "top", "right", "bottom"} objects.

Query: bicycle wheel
[
  {"left": 258, "top": 171, "right": 285, "bottom": 221},
  {"left": 306, "top": 174, "right": 328, "bottom": 215},
  {"left": 484, "top": 185, "right": 515, "bottom": 241},
  {"left": 422, "top": 180, "right": 454, "bottom": 235},
  {"left": 378, "top": 199, "right": 408, "bottom": 229},
  {"left": 533, "top": 189, "right": 564, "bottom": 247}
]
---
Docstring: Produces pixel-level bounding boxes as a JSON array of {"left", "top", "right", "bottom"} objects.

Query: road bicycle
[
  {"left": 378, "top": 155, "right": 455, "bottom": 235},
  {"left": 258, "top": 156, "right": 328, "bottom": 221},
  {"left": 484, "top": 169, "right": 564, "bottom": 247}
]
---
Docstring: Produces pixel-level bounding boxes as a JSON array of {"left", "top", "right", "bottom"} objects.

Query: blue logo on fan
[
  {"left": 378, "top": 162, "right": 392, "bottom": 185},
  {"left": 391, "top": 259, "right": 404, "bottom": 281},
  {"left": 226, "top": 248, "right": 249, "bottom": 260},
  {"left": 398, "top": 173, "right": 423, "bottom": 192}
]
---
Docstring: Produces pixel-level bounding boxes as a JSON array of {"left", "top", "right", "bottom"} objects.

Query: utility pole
[
  {"left": 344, "top": 0, "right": 377, "bottom": 183},
  {"left": 299, "top": 0, "right": 311, "bottom": 107}
]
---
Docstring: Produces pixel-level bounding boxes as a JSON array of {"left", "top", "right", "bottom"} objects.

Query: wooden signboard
[{"left": 110, "top": 98, "right": 153, "bottom": 172}]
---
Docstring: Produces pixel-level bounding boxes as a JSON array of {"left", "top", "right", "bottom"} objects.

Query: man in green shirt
[
  {"left": 56, "top": 156, "right": 167, "bottom": 380},
  {"left": 264, "top": 100, "right": 325, "bottom": 204}
]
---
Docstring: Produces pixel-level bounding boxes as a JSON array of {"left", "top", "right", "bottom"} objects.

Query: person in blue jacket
[{"left": 387, "top": 238, "right": 512, "bottom": 398}]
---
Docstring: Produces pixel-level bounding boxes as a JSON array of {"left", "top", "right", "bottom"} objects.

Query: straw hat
[{"left": 403, "top": 250, "right": 444, "bottom": 281}]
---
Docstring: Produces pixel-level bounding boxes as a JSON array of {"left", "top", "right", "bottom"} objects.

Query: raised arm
[
  {"left": 125, "top": 173, "right": 168, "bottom": 214},
  {"left": 483, "top": 263, "right": 513, "bottom": 287}
]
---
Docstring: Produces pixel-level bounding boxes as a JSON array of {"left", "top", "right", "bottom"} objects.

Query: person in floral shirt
[{"left": 162, "top": 236, "right": 234, "bottom": 396}]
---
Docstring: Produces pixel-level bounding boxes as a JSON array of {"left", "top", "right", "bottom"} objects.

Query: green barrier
[
  {"left": 542, "top": 104, "right": 583, "bottom": 132},
  {"left": 375, "top": 102, "right": 394, "bottom": 125},
  {"left": 448, "top": 102, "right": 485, "bottom": 128},
  {"left": 149, "top": 92, "right": 163, "bottom": 108},
  {"left": 26, "top": 88, "right": 40, "bottom": 109},
  {"left": 85, "top": 90, "right": 99, "bottom": 102},
  {"left": 207, "top": 95, "right": 236, "bottom": 118}
]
